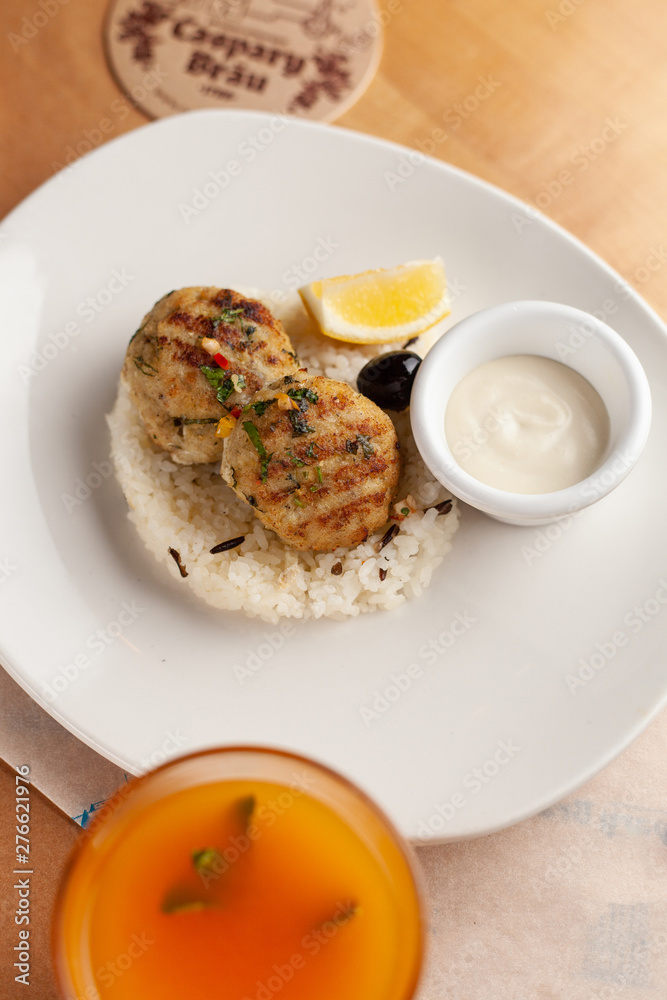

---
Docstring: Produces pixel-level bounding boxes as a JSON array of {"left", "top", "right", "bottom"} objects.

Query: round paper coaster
[{"left": 105, "top": 0, "right": 383, "bottom": 122}]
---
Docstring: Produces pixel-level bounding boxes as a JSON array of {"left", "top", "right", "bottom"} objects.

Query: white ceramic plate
[{"left": 1, "top": 110, "right": 666, "bottom": 842}]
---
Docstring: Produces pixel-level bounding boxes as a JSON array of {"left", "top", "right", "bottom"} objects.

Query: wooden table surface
[{"left": 2, "top": 1, "right": 667, "bottom": 997}]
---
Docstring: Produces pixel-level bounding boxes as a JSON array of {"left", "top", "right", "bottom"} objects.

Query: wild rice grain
[
  {"left": 168, "top": 547, "right": 188, "bottom": 577},
  {"left": 210, "top": 536, "right": 245, "bottom": 554},
  {"left": 375, "top": 524, "right": 400, "bottom": 553}
]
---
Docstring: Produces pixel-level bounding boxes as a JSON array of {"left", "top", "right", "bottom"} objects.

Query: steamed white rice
[{"left": 107, "top": 291, "right": 459, "bottom": 622}]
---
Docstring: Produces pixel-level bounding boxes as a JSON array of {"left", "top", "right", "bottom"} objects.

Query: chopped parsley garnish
[
  {"left": 163, "top": 793, "right": 258, "bottom": 914},
  {"left": 401, "top": 506, "right": 410, "bottom": 516},
  {"left": 346, "top": 434, "right": 374, "bottom": 458},
  {"left": 201, "top": 365, "right": 244, "bottom": 405},
  {"left": 248, "top": 398, "right": 276, "bottom": 416},
  {"left": 287, "top": 449, "right": 305, "bottom": 467},
  {"left": 287, "top": 409, "right": 315, "bottom": 436},
  {"left": 192, "top": 848, "right": 220, "bottom": 874},
  {"left": 287, "top": 387, "right": 319, "bottom": 404},
  {"left": 305, "top": 442, "right": 318, "bottom": 459},
  {"left": 283, "top": 385, "right": 316, "bottom": 436},
  {"left": 316, "top": 466, "right": 323, "bottom": 484},
  {"left": 212, "top": 307, "right": 243, "bottom": 327},
  {"left": 212, "top": 308, "right": 256, "bottom": 338},
  {"left": 293, "top": 497, "right": 305, "bottom": 508},
  {"left": 237, "top": 795, "right": 256, "bottom": 833},
  {"left": 133, "top": 356, "right": 158, "bottom": 377},
  {"left": 161, "top": 893, "right": 210, "bottom": 915},
  {"left": 243, "top": 421, "right": 265, "bottom": 455},
  {"left": 356, "top": 433, "right": 374, "bottom": 458},
  {"left": 283, "top": 349, "right": 299, "bottom": 361},
  {"left": 243, "top": 421, "right": 273, "bottom": 482},
  {"left": 309, "top": 901, "right": 359, "bottom": 934}
]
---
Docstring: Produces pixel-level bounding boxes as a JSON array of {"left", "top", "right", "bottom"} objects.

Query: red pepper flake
[
  {"left": 214, "top": 352, "right": 230, "bottom": 369},
  {"left": 230, "top": 405, "right": 242, "bottom": 419}
]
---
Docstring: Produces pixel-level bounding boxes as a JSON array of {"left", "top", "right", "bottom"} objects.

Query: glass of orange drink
[{"left": 53, "top": 746, "right": 424, "bottom": 1000}]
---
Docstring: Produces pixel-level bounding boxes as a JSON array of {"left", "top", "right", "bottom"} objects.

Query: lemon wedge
[{"left": 298, "top": 258, "right": 449, "bottom": 344}]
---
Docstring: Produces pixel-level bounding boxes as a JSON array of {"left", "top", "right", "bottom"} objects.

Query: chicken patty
[
  {"left": 122, "top": 287, "right": 299, "bottom": 464},
  {"left": 221, "top": 373, "right": 401, "bottom": 551}
]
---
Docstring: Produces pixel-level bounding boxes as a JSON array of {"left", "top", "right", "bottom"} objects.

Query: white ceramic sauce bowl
[{"left": 410, "top": 300, "right": 652, "bottom": 525}]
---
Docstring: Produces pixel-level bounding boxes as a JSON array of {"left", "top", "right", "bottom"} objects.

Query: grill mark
[
  {"left": 240, "top": 300, "right": 278, "bottom": 327},
  {"left": 217, "top": 322, "right": 262, "bottom": 353},
  {"left": 263, "top": 480, "right": 335, "bottom": 506},
  {"left": 352, "top": 419, "right": 380, "bottom": 439},
  {"left": 256, "top": 487, "right": 390, "bottom": 536},
  {"left": 363, "top": 455, "right": 391, "bottom": 476},
  {"left": 314, "top": 493, "right": 384, "bottom": 532},
  {"left": 329, "top": 465, "right": 367, "bottom": 492},
  {"left": 315, "top": 395, "right": 354, "bottom": 419},
  {"left": 167, "top": 311, "right": 216, "bottom": 340},
  {"left": 209, "top": 290, "right": 235, "bottom": 309},
  {"left": 210, "top": 291, "right": 279, "bottom": 330},
  {"left": 172, "top": 337, "right": 212, "bottom": 369}
]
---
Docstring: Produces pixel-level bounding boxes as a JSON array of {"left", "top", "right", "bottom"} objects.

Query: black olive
[{"left": 356, "top": 351, "right": 422, "bottom": 411}]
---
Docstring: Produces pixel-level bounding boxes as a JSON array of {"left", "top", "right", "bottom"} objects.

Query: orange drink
[{"left": 53, "top": 747, "right": 423, "bottom": 1000}]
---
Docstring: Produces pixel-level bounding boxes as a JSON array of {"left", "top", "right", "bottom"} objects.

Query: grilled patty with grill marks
[
  {"left": 123, "top": 287, "right": 298, "bottom": 464},
  {"left": 221, "top": 373, "right": 401, "bottom": 551}
]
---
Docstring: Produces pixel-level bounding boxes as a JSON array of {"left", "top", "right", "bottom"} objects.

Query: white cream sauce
[{"left": 445, "top": 355, "right": 610, "bottom": 494}]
